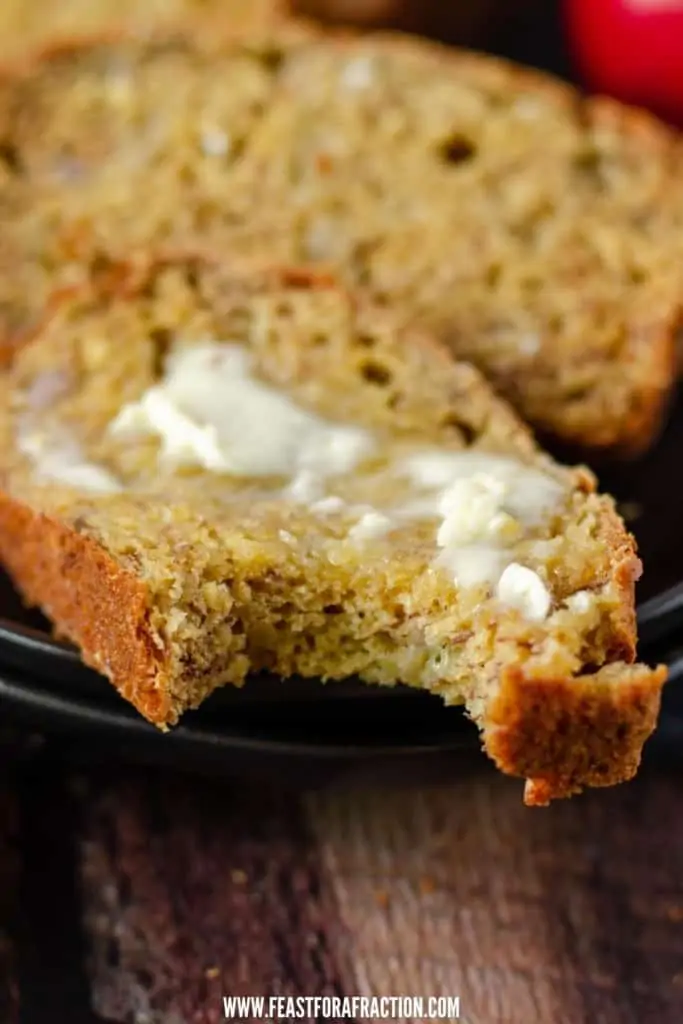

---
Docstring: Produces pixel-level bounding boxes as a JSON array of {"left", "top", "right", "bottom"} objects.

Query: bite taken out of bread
[{"left": 0, "top": 256, "right": 665, "bottom": 805}]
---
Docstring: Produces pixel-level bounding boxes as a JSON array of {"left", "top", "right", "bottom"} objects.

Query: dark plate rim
[{"left": 0, "top": 658, "right": 479, "bottom": 759}]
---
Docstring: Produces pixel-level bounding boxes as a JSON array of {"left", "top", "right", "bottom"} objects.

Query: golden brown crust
[
  {"left": 0, "top": 490, "right": 173, "bottom": 725},
  {"left": 484, "top": 663, "right": 665, "bottom": 807},
  {"left": 427, "top": 44, "right": 682, "bottom": 459},
  {"left": 0, "top": 14, "right": 319, "bottom": 88},
  {"left": 592, "top": 496, "right": 641, "bottom": 663},
  {"left": 0, "top": 1, "right": 314, "bottom": 65},
  {"left": 0, "top": 485, "right": 664, "bottom": 799},
  {"left": 481, "top": 485, "right": 664, "bottom": 802},
  {"left": 585, "top": 301, "right": 680, "bottom": 460}
]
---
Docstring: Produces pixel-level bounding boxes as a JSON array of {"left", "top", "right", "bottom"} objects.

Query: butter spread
[
  {"left": 347, "top": 510, "right": 393, "bottom": 543},
  {"left": 106, "top": 348, "right": 566, "bottom": 617},
  {"left": 395, "top": 452, "right": 564, "bottom": 607},
  {"left": 400, "top": 451, "right": 563, "bottom": 524},
  {"left": 497, "top": 563, "right": 552, "bottom": 622},
  {"left": 17, "top": 341, "right": 569, "bottom": 623},
  {"left": 18, "top": 427, "right": 121, "bottom": 495},
  {"left": 110, "top": 344, "right": 375, "bottom": 479},
  {"left": 435, "top": 475, "right": 522, "bottom": 549},
  {"left": 310, "top": 496, "right": 346, "bottom": 515},
  {"left": 436, "top": 545, "right": 510, "bottom": 591},
  {"left": 565, "top": 590, "right": 594, "bottom": 614},
  {"left": 285, "top": 470, "right": 326, "bottom": 504}
]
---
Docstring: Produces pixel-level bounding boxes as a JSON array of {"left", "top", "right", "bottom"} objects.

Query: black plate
[{"left": 0, "top": 568, "right": 481, "bottom": 770}]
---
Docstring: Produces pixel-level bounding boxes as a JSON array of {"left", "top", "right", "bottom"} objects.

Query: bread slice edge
[{"left": 0, "top": 488, "right": 665, "bottom": 804}]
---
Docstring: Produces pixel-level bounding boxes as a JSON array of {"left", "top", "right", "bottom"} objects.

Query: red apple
[{"left": 564, "top": 0, "right": 683, "bottom": 126}]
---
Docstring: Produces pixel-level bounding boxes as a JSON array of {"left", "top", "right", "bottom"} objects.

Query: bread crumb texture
[
  {"left": 0, "top": 31, "right": 680, "bottom": 451},
  {"left": 0, "top": 0, "right": 291, "bottom": 59},
  {"left": 0, "top": 258, "right": 665, "bottom": 803}
]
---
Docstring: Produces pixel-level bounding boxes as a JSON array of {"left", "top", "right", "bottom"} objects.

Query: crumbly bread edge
[
  {"left": 0, "top": 8, "right": 320, "bottom": 82},
  {"left": 0, "top": 487, "right": 664, "bottom": 804},
  {"left": 480, "top": 493, "right": 665, "bottom": 805}
]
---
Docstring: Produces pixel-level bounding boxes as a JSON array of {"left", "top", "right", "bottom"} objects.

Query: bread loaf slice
[
  {"left": 0, "top": 0, "right": 290, "bottom": 60},
  {"left": 0, "top": 256, "right": 665, "bottom": 804},
  {"left": 0, "top": 31, "right": 680, "bottom": 453}
]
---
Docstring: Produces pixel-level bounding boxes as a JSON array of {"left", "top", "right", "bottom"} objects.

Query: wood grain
[
  {"left": 0, "top": 740, "right": 680, "bottom": 1023},
  {"left": 306, "top": 760, "right": 683, "bottom": 1024},
  {"left": 77, "top": 771, "right": 349, "bottom": 1024}
]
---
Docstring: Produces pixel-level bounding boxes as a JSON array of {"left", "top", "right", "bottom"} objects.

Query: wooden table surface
[{"left": 1, "top": 730, "right": 682, "bottom": 1024}]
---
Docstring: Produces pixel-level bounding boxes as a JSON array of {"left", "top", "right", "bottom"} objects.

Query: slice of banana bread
[
  {"left": 0, "top": 256, "right": 665, "bottom": 804},
  {"left": 0, "top": 31, "right": 680, "bottom": 453},
  {"left": 0, "top": 0, "right": 289, "bottom": 59}
]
